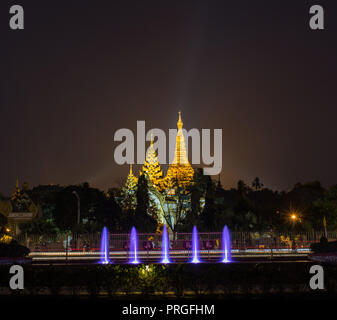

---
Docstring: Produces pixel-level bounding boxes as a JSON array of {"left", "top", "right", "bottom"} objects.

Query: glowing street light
[{"left": 289, "top": 211, "right": 302, "bottom": 225}]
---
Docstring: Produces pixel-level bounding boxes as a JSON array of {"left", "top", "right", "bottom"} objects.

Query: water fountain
[
  {"left": 100, "top": 227, "right": 110, "bottom": 264},
  {"left": 191, "top": 226, "right": 200, "bottom": 263},
  {"left": 129, "top": 226, "right": 140, "bottom": 264},
  {"left": 161, "top": 224, "right": 171, "bottom": 264},
  {"left": 222, "top": 225, "right": 232, "bottom": 263}
]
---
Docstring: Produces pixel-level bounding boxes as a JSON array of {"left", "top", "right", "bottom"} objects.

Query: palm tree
[{"left": 252, "top": 177, "right": 264, "bottom": 191}]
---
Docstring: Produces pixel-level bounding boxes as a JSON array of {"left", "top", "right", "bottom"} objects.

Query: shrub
[
  {"left": 0, "top": 240, "right": 30, "bottom": 257},
  {"left": 310, "top": 237, "right": 337, "bottom": 253}
]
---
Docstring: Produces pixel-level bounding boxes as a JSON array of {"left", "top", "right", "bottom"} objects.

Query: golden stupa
[
  {"left": 142, "top": 134, "right": 164, "bottom": 190},
  {"left": 164, "top": 111, "right": 194, "bottom": 189},
  {"left": 125, "top": 164, "right": 138, "bottom": 191}
]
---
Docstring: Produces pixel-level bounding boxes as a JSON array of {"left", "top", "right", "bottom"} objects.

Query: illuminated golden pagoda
[
  {"left": 120, "top": 112, "right": 194, "bottom": 229},
  {"left": 142, "top": 134, "right": 164, "bottom": 190},
  {"left": 121, "top": 165, "right": 138, "bottom": 210},
  {"left": 125, "top": 165, "right": 138, "bottom": 191},
  {"left": 11, "top": 178, "right": 21, "bottom": 200},
  {"left": 165, "top": 112, "right": 194, "bottom": 189}
]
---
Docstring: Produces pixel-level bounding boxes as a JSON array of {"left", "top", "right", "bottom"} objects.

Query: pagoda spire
[
  {"left": 11, "top": 178, "right": 21, "bottom": 200},
  {"left": 165, "top": 112, "right": 194, "bottom": 189},
  {"left": 121, "top": 164, "right": 138, "bottom": 210},
  {"left": 150, "top": 132, "right": 154, "bottom": 146},
  {"left": 172, "top": 111, "right": 189, "bottom": 165},
  {"left": 124, "top": 164, "right": 138, "bottom": 192},
  {"left": 177, "top": 111, "right": 183, "bottom": 130}
]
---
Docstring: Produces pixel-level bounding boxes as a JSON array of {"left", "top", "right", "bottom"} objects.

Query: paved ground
[{"left": 28, "top": 249, "right": 310, "bottom": 265}]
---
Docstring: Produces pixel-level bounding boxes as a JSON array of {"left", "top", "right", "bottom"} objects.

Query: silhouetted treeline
[{"left": 1, "top": 172, "right": 336, "bottom": 235}]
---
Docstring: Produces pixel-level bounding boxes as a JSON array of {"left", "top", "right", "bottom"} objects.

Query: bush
[
  {"left": 0, "top": 262, "right": 335, "bottom": 297},
  {"left": 0, "top": 240, "right": 30, "bottom": 257},
  {"left": 310, "top": 237, "right": 337, "bottom": 253}
]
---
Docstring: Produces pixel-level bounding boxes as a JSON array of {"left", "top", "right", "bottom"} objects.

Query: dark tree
[
  {"left": 313, "top": 185, "right": 337, "bottom": 231},
  {"left": 252, "top": 177, "right": 264, "bottom": 191},
  {"left": 199, "top": 177, "right": 218, "bottom": 231},
  {"left": 93, "top": 197, "right": 122, "bottom": 232},
  {"left": 53, "top": 190, "right": 78, "bottom": 232},
  {"left": 237, "top": 179, "right": 251, "bottom": 195},
  {"left": 134, "top": 174, "right": 156, "bottom": 232}
]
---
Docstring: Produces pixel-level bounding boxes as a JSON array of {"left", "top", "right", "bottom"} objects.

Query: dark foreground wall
[{"left": 0, "top": 262, "right": 336, "bottom": 298}]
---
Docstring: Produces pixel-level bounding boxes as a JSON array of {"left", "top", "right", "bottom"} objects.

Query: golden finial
[
  {"left": 11, "top": 177, "right": 21, "bottom": 200},
  {"left": 177, "top": 111, "right": 183, "bottom": 130},
  {"left": 15, "top": 178, "right": 20, "bottom": 194},
  {"left": 150, "top": 132, "right": 154, "bottom": 145}
]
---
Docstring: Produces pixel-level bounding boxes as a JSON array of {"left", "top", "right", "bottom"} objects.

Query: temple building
[
  {"left": 140, "top": 112, "right": 194, "bottom": 191},
  {"left": 121, "top": 112, "right": 195, "bottom": 231},
  {"left": 0, "top": 179, "right": 39, "bottom": 235}
]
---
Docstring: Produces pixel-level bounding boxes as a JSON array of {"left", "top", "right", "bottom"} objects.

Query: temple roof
[
  {"left": 142, "top": 134, "right": 164, "bottom": 190},
  {"left": 6, "top": 180, "right": 38, "bottom": 215}
]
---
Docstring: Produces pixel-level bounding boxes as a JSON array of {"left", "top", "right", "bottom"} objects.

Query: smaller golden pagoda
[
  {"left": 11, "top": 178, "right": 21, "bottom": 200},
  {"left": 142, "top": 134, "right": 165, "bottom": 190},
  {"left": 0, "top": 179, "right": 39, "bottom": 235},
  {"left": 125, "top": 165, "right": 138, "bottom": 191}
]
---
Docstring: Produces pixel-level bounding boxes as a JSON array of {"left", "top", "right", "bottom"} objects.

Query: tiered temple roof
[
  {"left": 142, "top": 134, "right": 164, "bottom": 190},
  {"left": 124, "top": 165, "right": 138, "bottom": 192}
]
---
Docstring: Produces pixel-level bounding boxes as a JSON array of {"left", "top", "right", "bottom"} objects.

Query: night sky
[{"left": 1, "top": 0, "right": 337, "bottom": 195}]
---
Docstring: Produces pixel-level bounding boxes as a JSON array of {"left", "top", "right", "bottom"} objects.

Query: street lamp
[
  {"left": 289, "top": 211, "right": 302, "bottom": 230},
  {"left": 72, "top": 191, "right": 80, "bottom": 224}
]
